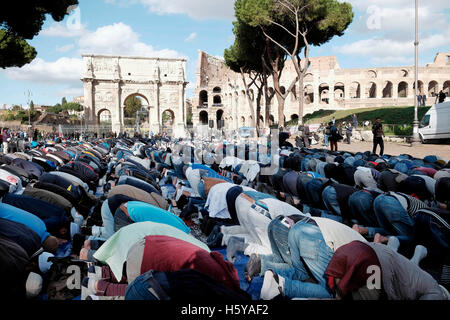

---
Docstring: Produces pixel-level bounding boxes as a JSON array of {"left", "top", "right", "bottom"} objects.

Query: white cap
[
  {"left": 38, "top": 252, "right": 54, "bottom": 274},
  {"left": 26, "top": 272, "right": 43, "bottom": 299}
]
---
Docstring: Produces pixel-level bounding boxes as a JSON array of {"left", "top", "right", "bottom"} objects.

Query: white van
[{"left": 418, "top": 101, "right": 450, "bottom": 143}]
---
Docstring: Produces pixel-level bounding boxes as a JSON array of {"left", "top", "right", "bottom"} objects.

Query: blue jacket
[{"left": 0, "top": 203, "right": 50, "bottom": 243}]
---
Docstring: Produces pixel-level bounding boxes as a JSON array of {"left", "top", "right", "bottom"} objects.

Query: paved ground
[
  {"left": 324, "top": 141, "right": 450, "bottom": 160},
  {"left": 288, "top": 139, "right": 450, "bottom": 160}
]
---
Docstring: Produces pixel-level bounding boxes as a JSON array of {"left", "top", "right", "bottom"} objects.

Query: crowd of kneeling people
[{"left": 0, "top": 132, "right": 449, "bottom": 301}]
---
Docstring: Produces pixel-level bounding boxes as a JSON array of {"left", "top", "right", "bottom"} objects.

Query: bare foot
[
  {"left": 374, "top": 233, "right": 389, "bottom": 244},
  {"left": 79, "top": 248, "right": 89, "bottom": 260},
  {"left": 84, "top": 240, "right": 91, "bottom": 250},
  {"left": 352, "top": 224, "right": 369, "bottom": 236}
]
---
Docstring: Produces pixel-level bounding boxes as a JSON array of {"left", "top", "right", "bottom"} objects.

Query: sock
[
  {"left": 410, "top": 245, "right": 427, "bottom": 266},
  {"left": 260, "top": 271, "right": 284, "bottom": 300},
  {"left": 226, "top": 237, "right": 247, "bottom": 262},
  {"left": 387, "top": 236, "right": 400, "bottom": 252}
]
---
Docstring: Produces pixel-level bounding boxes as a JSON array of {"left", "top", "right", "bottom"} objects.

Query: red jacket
[{"left": 140, "top": 235, "right": 240, "bottom": 291}]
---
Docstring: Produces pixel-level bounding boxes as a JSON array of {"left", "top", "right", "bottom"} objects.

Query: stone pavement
[{"left": 321, "top": 140, "right": 450, "bottom": 161}]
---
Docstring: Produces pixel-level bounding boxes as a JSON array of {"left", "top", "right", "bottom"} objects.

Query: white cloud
[
  {"left": 55, "top": 87, "right": 84, "bottom": 98},
  {"left": 184, "top": 32, "right": 197, "bottom": 42},
  {"left": 333, "top": 31, "right": 450, "bottom": 65},
  {"left": 332, "top": 0, "right": 450, "bottom": 65},
  {"left": 4, "top": 22, "right": 186, "bottom": 101},
  {"left": 78, "top": 22, "right": 185, "bottom": 58},
  {"left": 41, "top": 23, "right": 87, "bottom": 38},
  {"left": 130, "top": 0, "right": 235, "bottom": 20},
  {"left": 56, "top": 44, "right": 75, "bottom": 53},
  {"left": 5, "top": 57, "right": 83, "bottom": 85}
]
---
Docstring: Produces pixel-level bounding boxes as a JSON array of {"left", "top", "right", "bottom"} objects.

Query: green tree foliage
[
  {"left": 124, "top": 96, "right": 142, "bottom": 118},
  {"left": 62, "top": 97, "right": 68, "bottom": 106},
  {"left": 0, "top": 30, "right": 37, "bottom": 68},
  {"left": 12, "top": 105, "right": 22, "bottom": 111},
  {"left": 235, "top": 0, "right": 353, "bottom": 124},
  {"left": 162, "top": 111, "right": 173, "bottom": 125},
  {"left": 30, "top": 100, "right": 35, "bottom": 112},
  {"left": 48, "top": 103, "right": 62, "bottom": 114},
  {"left": 0, "top": 0, "right": 79, "bottom": 68}
]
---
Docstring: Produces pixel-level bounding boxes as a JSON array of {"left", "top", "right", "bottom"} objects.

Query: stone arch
[
  {"left": 444, "top": 81, "right": 450, "bottom": 97},
  {"left": 213, "top": 95, "right": 222, "bottom": 105},
  {"left": 400, "top": 69, "right": 409, "bottom": 77},
  {"left": 319, "top": 83, "right": 329, "bottom": 104},
  {"left": 382, "top": 81, "right": 393, "bottom": 98},
  {"left": 97, "top": 108, "right": 112, "bottom": 125},
  {"left": 368, "top": 82, "right": 377, "bottom": 98},
  {"left": 269, "top": 115, "right": 275, "bottom": 125},
  {"left": 413, "top": 80, "right": 424, "bottom": 95},
  {"left": 162, "top": 109, "right": 175, "bottom": 128},
  {"left": 304, "top": 73, "right": 313, "bottom": 82},
  {"left": 350, "top": 82, "right": 361, "bottom": 99},
  {"left": 216, "top": 109, "right": 224, "bottom": 129},
  {"left": 367, "top": 70, "right": 377, "bottom": 78},
  {"left": 213, "top": 87, "right": 222, "bottom": 94},
  {"left": 398, "top": 81, "right": 408, "bottom": 98},
  {"left": 334, "top": 82, "right": 345, "bottom": 100},
  {"left": 280, "top": 86, "right": 286, "bottom": 95},
  {"left": 241, "top": 116, "right": 246, "bottom": 127},
  {"left": 290, "top": 114, "right": 299, "bottom": 124},
  {"left": 123, "top": 92, "right": 150, "bottom": 106},
  {"left": 199, "top": 90, "right": 208, "bottom": 107},
  {"left": 123, "top": 93, "right": 151, "bottom": 121},
  {"left": 304, "top": 85, "right": 314, "bottom": 104},
  {"left": 199, "top": 111, "right": 208, "bottom": 125},
  {"left": 249, "top": 89, "right": 255, "bottom": 101},
  {"left": 428, "top": 81, "right": 439, "bottom": 97},
  {"left": 97, "top": 108, "right": 112, "bottom": 137},
  {"left": 259, "top": 115, "right": 264, "bottom": 125}
]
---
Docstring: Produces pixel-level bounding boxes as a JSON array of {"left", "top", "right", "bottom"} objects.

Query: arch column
[
  {"left": 150, "top": 82, "right": 161, "bottom": 134},
  {"left": 377, "top": 82, "right": 383, "bottom": 99},
  {"left": 313, "top": 74, "right": 320, "bottom": 110},
  {"left": 111, "top": 81, "right": 122, "bottom": 134},
  {"left": 329, "top": 70, "right": 335, "bottom": 109},
  {"left": 174, "top": 82, "right": 186, "bottom": 138},
  {"left": 392, "top": 82, "right": 399, "bottom": 99}
]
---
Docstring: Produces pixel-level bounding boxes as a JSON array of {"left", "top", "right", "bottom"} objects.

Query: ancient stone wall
[{"left": 193, "top": 51, "right": 450, "bottom": 130}]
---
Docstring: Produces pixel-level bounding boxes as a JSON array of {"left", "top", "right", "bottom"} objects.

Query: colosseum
[{"left": 192, "top": 51, "right": 450, "bottom": 130}]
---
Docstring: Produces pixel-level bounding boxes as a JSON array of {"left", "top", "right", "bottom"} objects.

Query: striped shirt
[{"left": 386, "top": 192, "right": 429, "bottom": 218}]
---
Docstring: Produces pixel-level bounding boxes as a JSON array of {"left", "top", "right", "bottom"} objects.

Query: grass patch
[{"left": 304, "top": 106, "right": 431, "bottom": 127}]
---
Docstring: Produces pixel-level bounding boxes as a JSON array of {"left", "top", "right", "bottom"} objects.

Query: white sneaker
[{"left": 260, "top": 270, "right": 284, "bottom": 300}]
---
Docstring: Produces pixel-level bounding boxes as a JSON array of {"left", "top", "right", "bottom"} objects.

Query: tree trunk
[
  {"left": 298, "top": 71, "right": 304, "bottom": 124},
  {"left": 240, "top": 68, "right": 257, "bottom": 130},
  {"left": 271, "top": 54, "right": 285, "bottom": 128}
]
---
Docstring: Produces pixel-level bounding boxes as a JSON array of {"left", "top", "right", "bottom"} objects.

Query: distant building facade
[{"left": 193, "top": 51, "right": 450, "bottom": 130}]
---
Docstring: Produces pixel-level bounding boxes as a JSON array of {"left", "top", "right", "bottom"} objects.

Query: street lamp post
[{"left": 411, "top": 0, "right": 420, "bottom": 145}]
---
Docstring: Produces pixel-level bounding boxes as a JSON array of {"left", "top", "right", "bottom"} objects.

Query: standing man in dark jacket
[{"left": 372, "top": 117, "right": 385, "bottom": 156}]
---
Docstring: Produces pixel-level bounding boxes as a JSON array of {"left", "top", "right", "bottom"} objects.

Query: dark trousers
[
  {"left": 373, "top": 137, "right": 384, "bottom": 156},
  {"left": 330, "top": 140, "right": 338, "bottom": 151}
]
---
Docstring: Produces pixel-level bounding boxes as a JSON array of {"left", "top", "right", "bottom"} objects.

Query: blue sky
[{"left": 1, "top": 0, "right": 449, "bottom": 107}]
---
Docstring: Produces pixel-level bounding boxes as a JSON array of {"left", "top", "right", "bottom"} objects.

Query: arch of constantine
[
  {"left": 81, "top": 54, "right": 188, "bottom": 136},
  {"left": 193, "top": 51, "right": 450, "bottom": 129}
]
